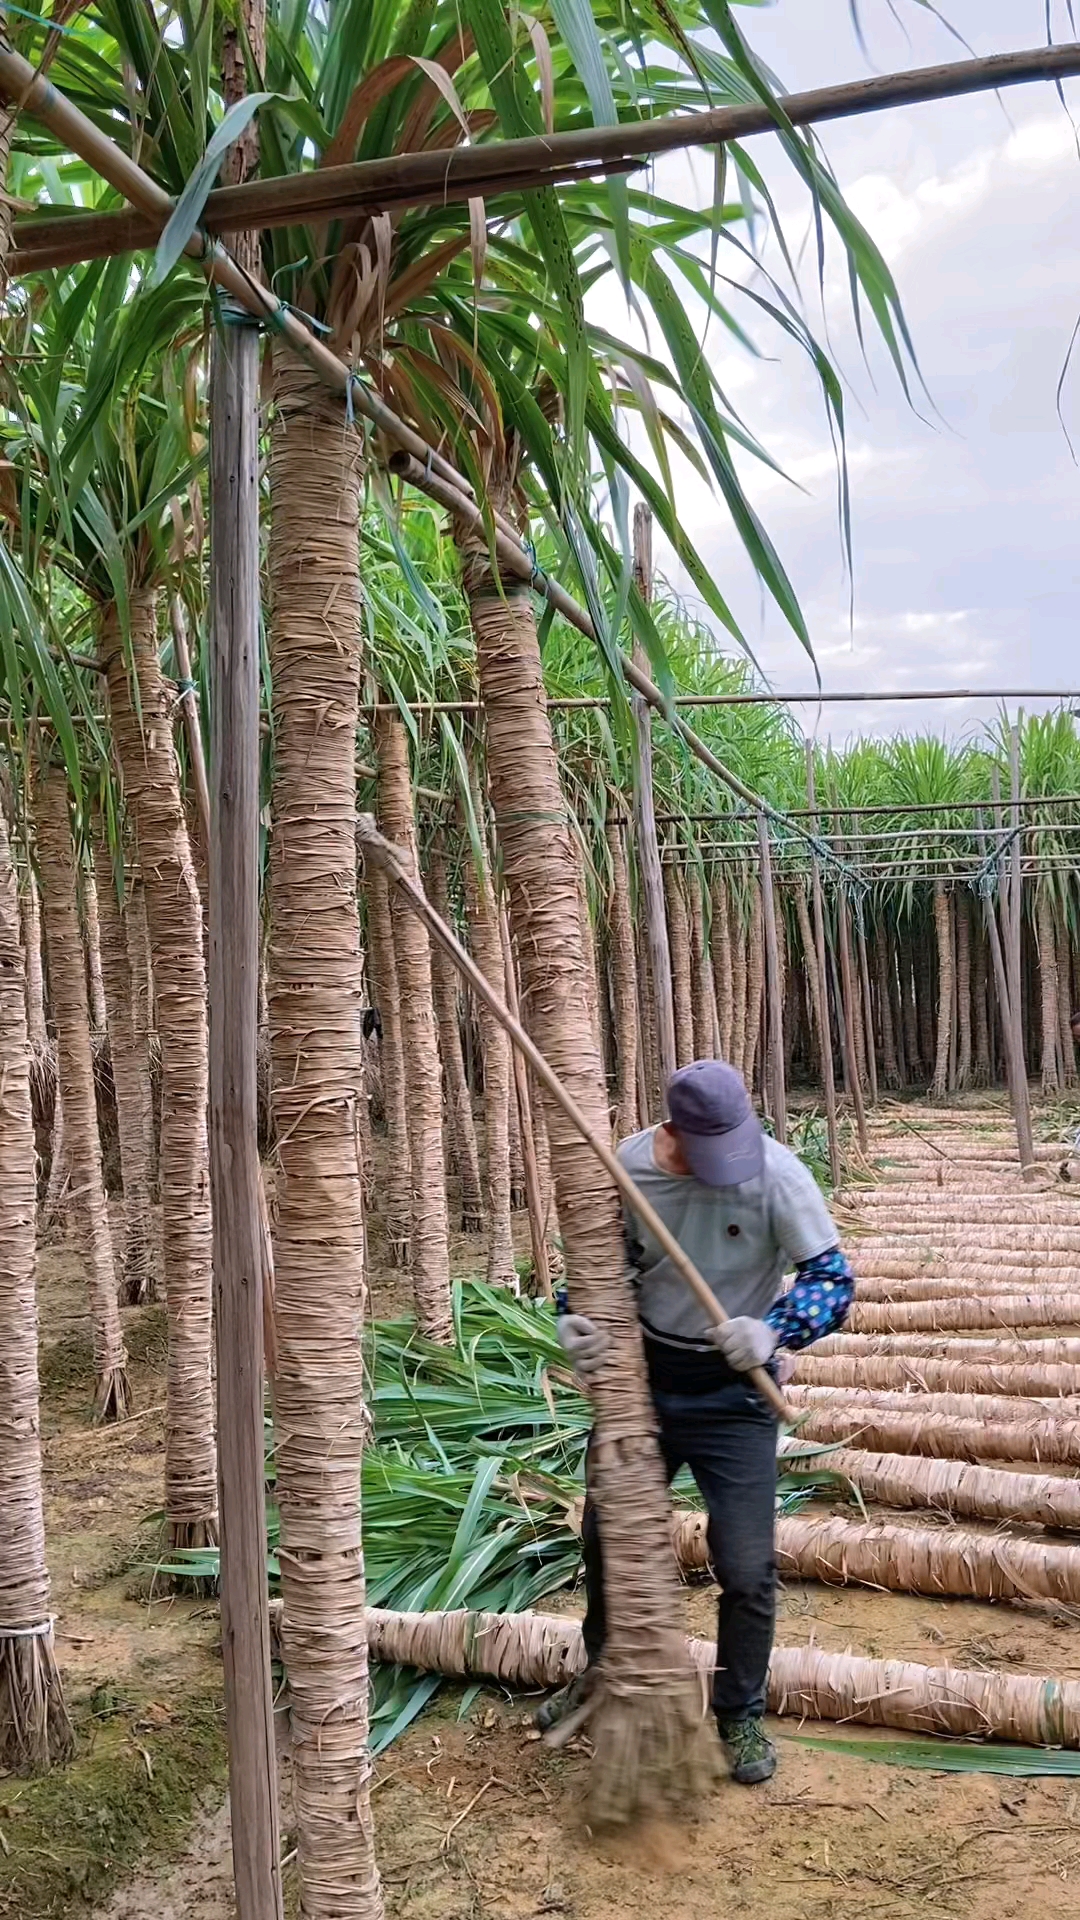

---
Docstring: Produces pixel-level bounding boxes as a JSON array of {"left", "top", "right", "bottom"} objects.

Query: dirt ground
[{"left": 7, "top": 1167, "right": 1080, "bottom": 1920}]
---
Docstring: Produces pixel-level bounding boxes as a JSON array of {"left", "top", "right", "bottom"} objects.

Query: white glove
[
  {"left": 705, "top": 1316, "right": 778, "bottom": 1372},
  {"left": 556, "top": 1314, "right": 611, "bottom": 1378}
]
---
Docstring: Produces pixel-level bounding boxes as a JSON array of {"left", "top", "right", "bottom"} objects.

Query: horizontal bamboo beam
[
  {"left": 355, "top": 687, "right": 1077, "bottom": 714},
  {"left": 656, "top": 794, "right": 1080, "bottom": 824},
  {"left": 11, "top": 41, "right": 1080, "bottom": 275}
]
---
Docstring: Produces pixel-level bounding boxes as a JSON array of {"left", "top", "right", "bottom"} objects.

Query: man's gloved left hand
[{"left": 705, "top": 1316, "right": 778, "bottom": 1372}]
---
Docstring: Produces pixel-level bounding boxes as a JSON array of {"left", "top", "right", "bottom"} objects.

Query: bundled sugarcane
[
  {"left": 846, "top": 1295, "right": 1080, "bottom": 1334},
  {"left": 817, "top": 1332, "right": 1080, "bottom": 1363},
  {"left": 784, "top": 1446, "right": 1080, "bottom": 1528},
  {"left": 774, "top": 1514, "right": 1080, "bottom": 1605},
  {"left": 787, "top": 1387, "right": 1080, "bottom": 1465},
  {"left": 362, "top": 1608, "right": 1080, "bottom": 1748}
]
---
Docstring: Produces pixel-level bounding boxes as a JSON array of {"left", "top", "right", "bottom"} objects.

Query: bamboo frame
[
  {"left": 12, "top": 42, "right": 1080, "bottom": 274},
  {"left": 804, "top": 745, "right": 841, "bottom": 1183}
]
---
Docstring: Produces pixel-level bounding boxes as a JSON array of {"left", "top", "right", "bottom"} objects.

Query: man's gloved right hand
[{"left": 556, "top": 1314, "right": 611, "bottom": 1378}]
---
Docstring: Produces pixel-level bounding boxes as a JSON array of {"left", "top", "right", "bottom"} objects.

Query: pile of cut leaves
[{"left": 162, "top": 1282, "right": 845, "bottom": 1747}]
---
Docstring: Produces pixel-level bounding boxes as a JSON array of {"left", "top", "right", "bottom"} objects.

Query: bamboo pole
[
  {"left": 832, "top": 827, "right": 868, "bottom": 1152},
  {"left": 630, "top": 506, "right": 675, "bottom": 1108},
  {"left": 13, "top": 42, "right": 1080, "bottom": 271},
  {"left": 804, "top": 745, "right": 841, "bottom": 1185},
  {"left": 497, "top": 902, "right": 551, "bottom": 1299},
  {"left": 756, "top": 811, "right": 785, "bottom": 1141},
  {"left": 208, "top": 298, "right": 284, "bottom": 1920},
  {"left": 1007, "top": 726, "right": 1034, "bottom": 1139},
  {"left": 357, "top": 816, "right": 789, "bottom": 1420},
  {"left": 856, "top": 920, "right": 879, "bottom": 1107},
  {"left": 980, "top": 802, "right": 1034, "bottom": 1171},
  {"left": 169, "top": 595, "right": 211, "bottom": 845}
]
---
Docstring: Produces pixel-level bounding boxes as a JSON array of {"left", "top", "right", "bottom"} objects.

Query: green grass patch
[{"left": 0, "top": 1689, "right": 227, "bottom": 1917}]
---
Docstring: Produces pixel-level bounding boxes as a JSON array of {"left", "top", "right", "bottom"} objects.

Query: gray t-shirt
[{"left": 617, "top": 1126, "right": 838, "bottom": 1348}]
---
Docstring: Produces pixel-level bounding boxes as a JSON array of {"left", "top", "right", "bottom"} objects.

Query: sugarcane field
[{"left": 10, "top": 0, "right": 1080, "bottom": 1917}]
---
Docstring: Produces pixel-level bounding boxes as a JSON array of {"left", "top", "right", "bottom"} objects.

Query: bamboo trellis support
[
  {"left": 795, "top": 1353, "right": 1080, "bottom": 1397},
  {"left": 14, "top": 41, "right": 1080, "bottom": 272},
  {"left": 358, "top": 1606, "right": 1080, "bottom": 1747},
  {"left": 356, "top": 816, "right": 791, "bottom": 1418},
  {"left": 804, "top": 744, "right": 841, "bottom": 1183}
]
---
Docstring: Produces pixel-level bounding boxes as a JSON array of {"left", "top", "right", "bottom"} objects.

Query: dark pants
[{"left": 580, "top": 1368, "right": 778, "bottom": 1722}]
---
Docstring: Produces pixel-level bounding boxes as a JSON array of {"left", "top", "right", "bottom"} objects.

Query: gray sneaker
[
  {"left": 533, "top": 1669, "right": 596, "bottom": 1734},
  {"left": 717, "top": 1715, "right": 777, "bottom": 1784}
]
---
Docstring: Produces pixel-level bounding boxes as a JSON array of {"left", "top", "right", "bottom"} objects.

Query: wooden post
[
  {"left": 630, "top": 504, "right": 676, "bottom": 1109},
  {"left": 804, "top": 744, "right": 841, "bottom": 1185},
  {"left": 208, "top": 296, "right": 284, "bottom": 1920},
  {"left": 856, "top": 920, "right": 879, "bottom": 1107},
  {"left": 498, "top": 901, "right": 551, "bottom": 1297},
  {"left": 756, "top": 811, "right": 786, "bottom": 1142}
]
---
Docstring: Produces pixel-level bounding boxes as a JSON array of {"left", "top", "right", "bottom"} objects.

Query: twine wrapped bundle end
[
  {"left": 0, "top": 1628, "right": 74, "bottom": 1774},
  {"left": 92, "top": 1362, "right": 132, "bottom": 1426}
]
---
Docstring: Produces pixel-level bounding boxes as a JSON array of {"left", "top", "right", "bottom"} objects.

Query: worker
[{"left": 538, "top": 1059, "right": 854, "bottom": 1785}]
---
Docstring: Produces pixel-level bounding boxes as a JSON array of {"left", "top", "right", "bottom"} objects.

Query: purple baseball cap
[{"left": 666, "top": 1060, "right": 764, "bottom": 1186}]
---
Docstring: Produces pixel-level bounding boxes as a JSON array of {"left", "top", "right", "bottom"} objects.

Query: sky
[{"left": 644, "top": 0, "right": 1080, "bottom": 746}]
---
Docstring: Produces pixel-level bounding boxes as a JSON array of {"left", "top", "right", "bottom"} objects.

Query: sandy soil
[{"left": 10, "top": 1141, "right": 1080, "bottom": 1920}]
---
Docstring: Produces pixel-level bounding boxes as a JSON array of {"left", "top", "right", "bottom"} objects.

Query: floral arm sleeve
[{"left": 764, "top": 1247, "right": 854, "bottom": 1352}]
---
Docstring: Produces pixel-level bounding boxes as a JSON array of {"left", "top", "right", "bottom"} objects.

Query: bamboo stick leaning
[{"left": 355, "top": 816, "right": 790, "bottom": 1421}]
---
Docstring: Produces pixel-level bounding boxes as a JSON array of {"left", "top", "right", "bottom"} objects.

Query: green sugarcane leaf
[
  {"left": 783, "top": 1734, "right": 1080, "bottom": 1775},
  {"left": 151, "top": 93, "right": 277, "bottom": 287}
]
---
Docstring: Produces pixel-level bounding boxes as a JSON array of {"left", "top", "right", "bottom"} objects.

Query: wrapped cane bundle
[
  {"left": 786, "top": 1447, "right": 1080, "bottom": 1528},
  {"left": 845, "top": 1296, "right": 1080, "bottom": 1335},
  {"left": 774, "top": 1514, "right": 1080, "bottom": 1605},
  {"left": 362, "top": 1608, "right": 1080, "bottom": 1746},
  {"left": 816, "top": 1333, "right": 1080, "bottom": 1364},
  {"left": 795, "top": 1353, "right": 1080, "bottom": 1397},
  {"left": 788, "top": 1394, "right": 1080, "bottom": 1466}
]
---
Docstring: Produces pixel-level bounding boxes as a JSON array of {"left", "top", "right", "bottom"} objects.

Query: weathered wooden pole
[
  {"left": 630, "top": 505, "right": 676, "bottom": 1108},
  {"left": 756, "top": 811, "right": 786, "bottom": 1141},
  {"left": 804, "top": 745, "right": 841, "bottom": 1184},
  {"left": 208, "top": 294, "right": 284, "bottom": 1920},
  {"left": 206, "top": 7, "right": 284, "bottom": 1904}
]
